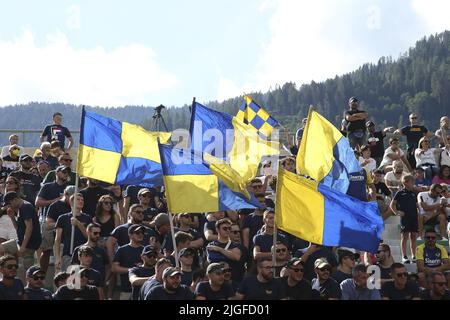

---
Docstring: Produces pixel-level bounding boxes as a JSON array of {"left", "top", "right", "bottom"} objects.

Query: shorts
[
  {"left": 424, "top": 216, "right": 439, "bottom": 227},
  {"left": 401, "top": 215, "right": 419, "bottom": 233},
  {"left": 40, "top": 224, "right": 55, "bottom": 251}
]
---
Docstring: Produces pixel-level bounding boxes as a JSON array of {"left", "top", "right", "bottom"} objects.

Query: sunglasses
[
  {"left": 319, "top": 267, "right": 331, "bottom": 272},
  {"left": 140, "top": 194, "right": 151, "bottom": 198},
  {"left": 252, "top": 185, "right": 263, "bottom": 189},
  {"left": 5, "top": 264, "right": 18, "bottom": 270},
  {"left": 377, "top": 250, "right": 386, "bottom": 254},
  {"left": 5, "top": 181, "right": 16, "bottom": 185},
  {"left": 102, "top": 201, "right": 112, "bottom": 205},
  {"left": 276, "top": 248, "right": 287, "bottom": 253},
  {"left": 433, "top": 282, "right": 447, "bottom": 286},
  {"left": 33, "top": 275, "right": 46, "bottom": 281},
  {"left": 396, "top": 272, "right": 408, "bottom": 278},
  {"left": 411, "top": 117, "right": 418, "bottom": 119},
  {"left": 146, "top": 253, "right": 157, "bottom": 258}
]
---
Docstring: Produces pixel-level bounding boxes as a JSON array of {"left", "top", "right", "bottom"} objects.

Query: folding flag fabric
[
  {"left": 236, "top": 96, "right": 279, "bottom": 137},
  {"left": 158, "top": 144, "right": 261, "bottom": 213},
  {"left": 189, "top": 102, "right": 279, "bottom": 183},
  {"left": 78, "top": 108, "right": 171, "bottom": 187},
  {"left": 275, "top": 169, "right": 383, "bottom": 253},
  {"left": 296, "top": 108, "right": 361, "bottom": 194}
]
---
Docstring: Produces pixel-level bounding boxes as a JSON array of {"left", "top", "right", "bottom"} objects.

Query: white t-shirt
[
  {"left": 384, "top": 171, "right": 405, "bottom": 194},
  {"left": 359, "top": 157, "right": 377, "bottom": 172},
  {"left": 0, "top": 215, "right": 17, "bottom": 241},
  {"left": 417, "top": 191, "right": 440, "bottom": 217},
  {"left": 440, "top": 148, "right": 450, "bottom": 167},
  {"left": 380, "top": 147, "right": 404, "bottom": 167},
  {"left": 415, "top": 148, "right": 437, "bottom": 166}
]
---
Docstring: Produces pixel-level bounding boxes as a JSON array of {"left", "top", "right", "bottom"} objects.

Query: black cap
[
  {"left": 2, "top": 192, "right": 19, "bottom": 206},
  {"left": 206, "top": 263, "right": 224, "bottom": 274},
  {"left": 366, "top": 121, "right": 375, "bottom": 127},
  {"left": 56, "top": 165, "right": 71, "bottom": 173},
  {"left": 128, "top": 224, "right": 146, "bottom": 235},
  {"left": 337, "top": 248, "right": 360, "bottom": 262},
  {"left": 179, "top": 247, "right": 195, "bottom": 257},
  {"left": 19, "top": 154, "right": 32, "bottom": 162},
  {"left": 142, "top": 245, "right": 157, "bottom": 255},
  {"left": 286, "top": 258, "right": 303, "bottom": 268},
  {"left": 26, "top": 265, "right": 45, "bottom": 278},
  {"left": 162, "top": 267, "right": 182, "bottom": 278},
  {"left": 349, "top": 97, "right": 359, "bottom": 103}
]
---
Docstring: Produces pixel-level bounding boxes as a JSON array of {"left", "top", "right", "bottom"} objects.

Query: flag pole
[
  {"left": 70, "top": 105, "right": 84, "bottom": 256},
  {"left": 271, "top": 126, "right": 281, "bottom": 277},
  {"left": 168, "top": 211, "right": 178, "bottom": 268}
]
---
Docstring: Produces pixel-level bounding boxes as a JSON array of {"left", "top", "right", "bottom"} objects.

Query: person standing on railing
[{"left": 40, "top": 112, "right": 73, "bottom": 151}]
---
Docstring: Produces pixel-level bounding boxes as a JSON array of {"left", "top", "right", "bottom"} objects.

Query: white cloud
[
  {"left": 66, "top": 5, "right": 81, "bottom": 30},
  {"left": 0, "top": 30, "right": 179, "bottom": 107},
  {"left": 412, "top": 0, "right": 450, "bottom": 32},
  {"left": 217, "top": 76, "right": 242, "bottom": 102}
]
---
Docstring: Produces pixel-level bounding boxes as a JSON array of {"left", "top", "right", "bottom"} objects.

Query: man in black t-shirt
[
  {"left": 195, "top": 263, "right": 234, "bottom": 300},
  {"left": 0, "top": 255, "right": 25, "bottom": 300},
  {"left": 294, "top": 244, "right": 338, "bottom": 281},
  {"left": 345, "top": 97, "right": 368, "bottom": 150},
  {"left": 128, "top": 245, "right": 157, "bottom": 300},
  {"left": 311, "top": 258, "right": 341, "bottom": 300},
  {"left": 279, "top": 258, "right": 312, "bottom": 300},
  {"left": 331, "top": 248, "right": 359, "bottom": 284},
  {"left": 375, "top": 244, "right": 394, "bottom": 284},
  {"left": 145, "top": 267, "right": 194, "bottom": 300},
  {"left": 366, "top": 121, "right": 394, "bottom": 165},
  {"left": 9, "top": 154, "right": 42, "bottom": 204},
  {"left": 420, "top": 272, "right": 450, "bottom": 300},
  {"left": 394, "top": 113, "right": 433, "bottom": 169},
  {"left": 381, "top": 263, "right": 420, "bottom": 300},
  {"left": 40, "top": 112, "right": 73, "bottom": 150},
  {"left": 53, "top": 268, "right": 100, "bottom": 300},
  {"left": 236, "top": 258, "right": 285, "bottom": 300}
]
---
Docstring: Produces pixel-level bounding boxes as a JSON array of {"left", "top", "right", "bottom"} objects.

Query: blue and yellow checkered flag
[
  {"left": 77, "top": 108, "right": 171, "bottom": 187},
  {"left": 236, "top": 96, "right": 279, "bottom": 137}
]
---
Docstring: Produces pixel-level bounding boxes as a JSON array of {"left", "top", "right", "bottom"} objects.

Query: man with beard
[
  {"left": 420, "top": 272, "right": 450, "bottom": 300},
  {"left": 195, "top": 262, "right": 234, "bottom": 300},
  {"left": 0, "top": 255, "right": 25, "bottom": 300},
  {"left": 311, "top": 258, "right": 341, "bottom": 300},
  {"left": 24, "top": 266, "right": 53, "bottom": 300},
  {"left": 145, "top": 267, "right": 194, "bottom": 300},
  {"left": 53, "top": 268, "right": 100, "bottom": 300},
  {"left": 235, "top": 258, "right": 285, "bottom": 300},
  {"left": 10, "top": 154, "right": 42, "bottom": 204},
  {"left": 128, "top": 245, "right": 157, "bottom": 300}
]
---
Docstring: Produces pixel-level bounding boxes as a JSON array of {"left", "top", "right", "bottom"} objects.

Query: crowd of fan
[{"left": 0, "top": 104, "right": 449, "bottom": 300}]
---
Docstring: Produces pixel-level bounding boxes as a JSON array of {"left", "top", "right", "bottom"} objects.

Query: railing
[{"left": 0, "top": 129, "right": 80, "bottom": 148}]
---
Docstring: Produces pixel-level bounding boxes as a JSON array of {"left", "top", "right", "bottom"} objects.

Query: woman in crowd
[
  {"left": 432, "top": 165, "right": 450, "bottom": 185},
  {"left": 93, "top": 194, "right": 121, "bottom": 248}
]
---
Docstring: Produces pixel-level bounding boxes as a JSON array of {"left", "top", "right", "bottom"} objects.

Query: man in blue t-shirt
[
  {"left": 145, "top": 267, "right": 194, "bottom": 300},
  {"left": 24, "top": 266, "right": 53, "bottom": 300},
  {"left": 3, "top": 192, "right": 42, "bottom": 278},
  {"left": 0, "top": 255, "right": 25, "bottom": 300},
  {"left": 235, "top": 258, "right": 285, "bottom": 300},
  {"left": 140, "top": 258, "right": 172, "bottom": 300},
  {"left": 128, "top": 245, "right": 157, "bottom": 300},
  {"left": 40, "top": 112, "right": 73, "bottom": 150},
  {"left": 112, "top": 224, "right": 145, "bottom": 300},
  {"left": 54, "top": 193, "right": 92, "bottom": 272},
  {"left": 195, "top": 262, "right": 234, "bottom": 300}
]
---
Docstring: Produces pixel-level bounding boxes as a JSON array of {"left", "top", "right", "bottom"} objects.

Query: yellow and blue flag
[
  {"left": 236, "top": 96, "right": 279, "bottom": 137},
  {"left": 158, "top": 144, "right": 261, "bottom": 213},
  {"left": 77, "top": 108, "right": 171, "bottom": 186},
  {"left": 275, "top": 169, "right": 383, "bottom": 253},
  {"left": 190, "top": 102, "right": 279, "bottom": 183},
  {"left": 296, "top": 108, "right": 361, "bottom": 194}
]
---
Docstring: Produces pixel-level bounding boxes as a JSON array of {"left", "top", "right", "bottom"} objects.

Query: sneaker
[
  {"left": 416, "top": 236, "right": 422, "bottom": 241},
  {"left": 411, "top": 256, "right": 416, "bottom": 263},
  {"left": 402, "top": 256, "right": 410, "bottom": 264}
]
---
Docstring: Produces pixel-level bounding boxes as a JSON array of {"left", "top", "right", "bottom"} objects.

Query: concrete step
[{"left": 384, "top": 215, "right": 401, "bottom": 225}]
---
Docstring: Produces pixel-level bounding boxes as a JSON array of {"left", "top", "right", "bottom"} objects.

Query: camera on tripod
[{"left": 153, "top": 105, "right": 165, "bottom": 119}]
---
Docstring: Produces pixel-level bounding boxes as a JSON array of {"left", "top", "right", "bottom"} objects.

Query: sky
[{"left": 0, "top": 0, "right": 449, "bottom": 108}]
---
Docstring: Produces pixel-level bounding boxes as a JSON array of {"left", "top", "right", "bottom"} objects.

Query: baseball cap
[
  {"left": 314, "top": 257, "right": 331, "bottom": 269},
  {"left": 19, "top": 154, "right": 32, "bottom": 162},
  {"left": 26, "top": 265, "right": 45, "bottom": 278},
  {"left": 138, "top": 188, "right": 153, "bottom": 197},
  {"left": 64, "top": 185, "right": 76, "bottom": 197},
  {"left": 295, "top": 128, "right": 304, "bottom": 141},
  {"left": 337, "top": 248, "right": 360, "bottom": 262},
  {"left": 2, "top": 192, "right": 19, "bottom": 206},
  {"left": 286, "top": 258, "right": 303, "bottom": 268},
  {"left": 162, "top": 267, "right": 182, "bottom": 278},
  {"left": 365, "top": 121, "right": 375, "bottom": 127},
  {"left": 154, "top": 213, "right": 170, "bottom": 227},
  {"left": 56, "top": 165, "right": 71, "bottom": 173},
  {"left": 206, "top": 263, "right": 224, "bottom": 274},
  {"left": 128, "top": 224, "right": 146, "bottom": 234},
  {"left": 142, "top": 245, "right": 157, "bottom": 255},
  {"left": 179, "top": 247, "right": 195, "bottom": 257},
  {"left": 349, "top": 97, "right": 359, "bottom": 103}
]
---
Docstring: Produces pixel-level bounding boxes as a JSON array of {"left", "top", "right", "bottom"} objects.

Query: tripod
[{"left": 152, "top": 104, "right": 169, "bottom": 132}]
